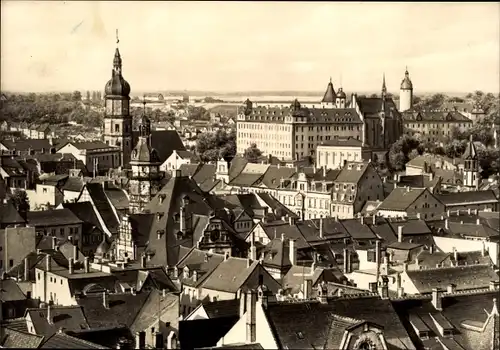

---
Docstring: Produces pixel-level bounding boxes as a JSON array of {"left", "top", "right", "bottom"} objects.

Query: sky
[{"left": 1, "top": 1, "right": 499, "bottom": 94}]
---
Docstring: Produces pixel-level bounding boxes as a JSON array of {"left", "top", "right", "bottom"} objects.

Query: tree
[
  {"left": 388, "top": 135, "right": 421, "bottom": 171},
  {"left": 72, "top": 91, "right": 82, "bottom": 101},
  {"left": 196, "top": 129, "right": 236, "bottom": 162},
  {"left": 243, "top": 143, "right": 262, "bottom": 163},
  {"left": 10, "top": 189, "right": 30, "bottom": 212}
]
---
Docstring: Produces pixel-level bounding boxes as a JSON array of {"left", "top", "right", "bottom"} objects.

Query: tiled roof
[
  {"left": 27, "top": 208, "right": 83, "bottom": 227},
  {"left": 333, "top": 161, "right": 372, "bottom": 184},
  {"left": 103, "top": 185, "right": 129, "bottom": 211},
  {"left": 192, "top": 164, "right": 216, "bottom": 184},
  {"left": 435, "top": 190, "right": 498, "bottom": 205},
  {"left": 228, "top": 173, "right": 263, "bottom": 187},
  {"left": 200, "top": 258, "right": 259, "bottom": 293},
  {"left": 61, "top": 141, "right": 113, "bottom": 151},
  {"left": 261, "top": 237, "right": 293, "bottom": 269},
  {"left": 405, "top": 264, "right": 499, "bottom": 294},
  {"left": 0, "top": 328, "right": 44, "bottom": 348},
  {"left": 0, "top": 139, "right": 52, "bottom": 151},
  {"left": 256, "top": 166, "right": 297, "bottom": 189},
  {"left": 406, "top": 154, "right": 458, "bottom": 169},
  {"left": 84, "top": 183, "right": 120, "bottom": 234},
  {"left": 260, "top": 221, "right": 310, "bottom": 250},
  {"left": 179, "top": 163, "right": 200, "bottom": 177},
  {"left": 403, "top": 111, "right": 472, "bottom": 122},
  {"left": 130, "top": 291, "right": 178, "bottom": 334},
  {"left": 0, "top": 279, "right": 28, "bottom": 302},
  {"left": 378, "top": 187, "right": 427, "bottom": 211},
  {"left": 356, "top": 97, "right": 399, "bottom": 116},
  {"left": 202, "top": 298, "right": 239, "bottom": 319},
  {"left": 265, "top": 296, "right": 414, "bottom": 349},
  {"left": 176, "top": 248, "right": 225, "bottom": 287},
  {"left": 62, "top": 177, "right": 85, "bottom": 193},
  {"left": 128, "top": 213, "right": 155, "bottom": 247},
  {"left": 320, "top": 136, "right": 366, "bottom": 148},
  {"left": 40, "top": 332, "right": 109, "bottom": 349},
  {"left": 26, "top": 306, "right": 90, "bottom": 337},
  {"left": 61, "top": 202, "right": 105, "bottom": 234},
  {"left": 340, "top": 219, "right": 377, "bottom": 240}
]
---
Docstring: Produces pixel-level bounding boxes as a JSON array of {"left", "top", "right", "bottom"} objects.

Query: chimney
[
  {"left": 155, "top": 332, "right": 164, "bottom": 349},
  {"left": 445, "top": 219, "right": 449, "bottom": 230},
  {"left": 52, "top": 236, "right": 57, "bottom": 250},
  {"left": 246, "top": 290, "right": 257, "bottom": 344},
  {"left": 453, "top": 247, "right": 458, "bottom": 262},
  {"left": 103, "top": 291, "right": 109, "bottom": 309},
  {"left": 239, "top": 289, "right": 247, "bottom": 318},
  {"left": 468, "top": 208, "right": 471, "bottom": 215},
  {"left": 416, "top": 212, "right": 421, "bottom": 219},
  {"left": 397, "top": 287, "right": 405, "bottom": 298},
  {"left": 172, "top": 267, "right": 178, "bottom": 279},
  {"left": 24, "top": 257, "right": 29, "bottom": 281},
  {"left": 482, "top": 242, "right": 487, "bottom": 257},
  {"left": 431, "top": 288, "right": 442, "bottom": 310},
  {"left": 447, "top": 284, "right": 456, "bottom": 294},
  {"left": 47, "top": 305, "right": 53, "bottom": 324},
  {"left": 447, "top": 209, "right": 451, "bottom": 217},
  {"left": 317, "top": 283, "right": 328, "bottom": 304},
  {"left": 193, "top": 271, "right": 198, "bottom": 282},
  {"left": 180, "top": 206, "right": 186, "bottom": 234},
  {"left": 398, "top": 226, "right": 403, "bottom": 243},
  {"left": 476, "top": 218, "right": 481, "bottom": 225},
  {"left": 246, "top": 258, "right": 251, "bottom": 268},
  {"left": 131, "top": 287, "right": 136, "bottom": 296},
  {"left": 360, "top": 216, "right": 364, "bottom": 225},
  {"left": 343, "top": 248, "right": 350, "bottom": 274},
  {"left": 289, "top": 216, "right": 296, "bottom": 225},
  {"left": 414, "top": 256, "right": 419, "bottom": 268},
  {"left": 490, "top": 281, "right": 499, "bottom": 291},
  {"left": 73, "top": 245, "right": 78, "bottom": 261},
  {"left": 136, "top": 331, "right": 146, "bottom": 349},
  {"left": 45, "top": 255, "right": 51, "bottom": 272},
  {"left": 319, "top": 218, "right": 324, "bottom": 238},
  {"left": 372, "top": 214, "right": 377, "bottom": 225},
  {"left": 375, "top": 240, "right": 381, "bottom": 269},
  {"left": 303, "top": 279, "right": 312, "bottom": 299},
  {"left": 225, "top": 252, "right": 230, "bottom": 261},
  {"left": 257, "top": 286, "right": 268, "bottom": 308},
  {"left": 173, "top": 169, "right": 182, "bottom": 178},
  {"left": 429, "top": 245, "right": 434, "bottom": 254},
  {"left": 68, "top": 258, "right": 74, "bottom": 274},
  {"left": 84, "top": 257, "right": 90, "bottom": 273},
  {"left": 403, "top": 262, "right": 408, "bottom": 272},
  {"left": 289, "top": 239, "right": 297, "bottom": 265},
  {"left": 379, "top": 276, "right": 389, "bottom": 299},
  {"left": 141, "top": 254, "right": 147, "bottom": 268}
]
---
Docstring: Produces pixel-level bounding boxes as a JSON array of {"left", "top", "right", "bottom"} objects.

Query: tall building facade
[
  {"left": 399, "top": 68, "right": 413, "bottom": 112},
  {"left": 128, "top": 109, "right": 162, "bottom": 213},
  {"left": 236, "top": 78, "right": 403, "bottom": 161},
  {"left": 103, "top": 44, "right": 133, "bottom": 168}
]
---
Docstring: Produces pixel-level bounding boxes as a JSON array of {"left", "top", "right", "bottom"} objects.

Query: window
[
  {"left": 51, "top": 229, "right": 56, "bottom": 236},
  {"left": 43, "top": 188, "right": 47, "bottom": 193},
  {"left": 60, "top": 228, "right": 65, "bottom": 236},
  {"left": 115, "top": 124, "right": 120, "bottom": 132},
  {"left": 9, "top": 259, "right": 13, "bottom": 267}
]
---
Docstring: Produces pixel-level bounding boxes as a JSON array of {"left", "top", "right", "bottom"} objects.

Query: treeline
[{"left": 0, "top": 91, "right": 103, "bottom": 127}]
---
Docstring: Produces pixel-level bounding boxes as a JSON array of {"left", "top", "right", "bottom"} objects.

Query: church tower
[
  {"left": 128, "top": 100, "right": 162, "bottom": 214},
  {"left": 463, "top": 135, "right": 480, "bottom": 190},
  {"left": 321, "top": 77, "right": 336, "bottom": 109},
  {"left": 399, "top": 67, "right": 413, "bottom": 112},
  {"left": 103, "top": 30, "right": 133, "bottom": 168}
]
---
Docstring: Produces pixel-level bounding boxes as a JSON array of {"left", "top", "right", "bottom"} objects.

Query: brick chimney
[
  {"left": 84, "top": 257, "right": 90, "bottom": 273},
  {"left": 303, "top": 279, "right": 312, "bottom": 300},
  {"left": 24, "top": 257, "right": 29, "bottom": 281},
  {"left": 246, "top": 290, "right": 257, "bottom": 344},
  {"left": 52, "top": 237, "right": 57, "bottom": 250},
  {"left": 45, "top": 255, "right": 51, "bottom": 272},
  {"left": 141, "top": 254, "right": 147, "bottom": 268},
  {"left": 103, "top": 291, "right": 109, "bottom": 309},
  {"left": 154, "top": 332, "right": 164, "bottom": 349},
  {"left": 47, "top": 304, "right": 53, "bottom": 324},
  {"left": 319, "top": 218, "right": 323, "bottom": 238},
  {"left": 447, "top": 284, "right": 456, "bottom": 294}
]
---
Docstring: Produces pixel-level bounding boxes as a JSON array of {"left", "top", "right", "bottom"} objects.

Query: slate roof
[
  {"left": 130, "top": 291, "right": 178, "bottom": 334},
  {"left": 259, "top": 221, "right": 310, "bottom": 250},
  {"left": 405, "top": 264, "right": 499, "bottom": 294},
  {"left": 357, "top": 97, "right": 399, "bottom": 116},
  {"left": 264, "top": 296, "right": 414, "bottom": 349},
  {"left": 40, "top": 332, "right": 109, "bottom": 349},
  {"left": 76, "top": 292, "right": 150, "bottom": 329},
  {"left": 179, "top": 163, "right": 200, "bottom": 177},
  {"left": 27, "top": 208, "right": 83, "bottom": 227},
  {"left": 150, "top": 130, "right": 186, "bottom": 162},
  {"left": 0, "top": 328, "right": 44, "bottom": 348},
  {"left": 176, "top": 248, "right": 225, "bottom": 288},
  {"left": 25, "top": 306, "right": 90, "bottom": 337},
  {"left": 256, "top": 166, "right": 297, "bottom": 189},
  {"left": 1, "top": 138, "right": 52, "bottom": 151},
  {"left": 333, "top": 161, "right": 372, "bottom": 184},
  {"left": 228, "top": 173, "right": 263, "bottom": 187},
  {"left": 378, "top": 187, "right": 427, "bottom": 211},
  {"left": 340, "top": 218, "right": 377, "bottom": 240},
  {"left": 261, "top": 237, "right": 293, "bottom": 269},
  {"left": 435, "top": 190, "right": 498, "bottom": 205},
  {"left": 62, "top": 176, "right": 85, "bottom": 193},
  {"left": 192, "top": 164, "right": 216, "bottom": 184},
  {"left": 403, "top": 111, "right": 472, "bottom": 122}
]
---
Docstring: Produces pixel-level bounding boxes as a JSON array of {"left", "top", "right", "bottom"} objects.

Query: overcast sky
[{"left": 1, "top": 1, "right": 499, "bottom": 94}]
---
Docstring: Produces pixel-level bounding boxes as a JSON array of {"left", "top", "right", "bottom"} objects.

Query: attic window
[{"left": 296, "top": 331, "right": 304, "bottom": 340}]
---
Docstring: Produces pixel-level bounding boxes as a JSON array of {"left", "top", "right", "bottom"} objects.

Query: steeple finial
[
  {"left": 116, "top": 29, "right": 119, "bottom": 45},
  {"left": 143, "top": 94, "right": 147, "bottom": 111},
  {"left": 382, "top": 73, "right": 387, "bottom": 94},
  {"left": 405, "top": 66, "right": 409, "bottom": 75},
  {"left": 329, "top": 76, "right": 332, "bottom": 84}
]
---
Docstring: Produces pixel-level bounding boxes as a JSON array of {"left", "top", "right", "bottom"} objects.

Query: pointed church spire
[
  {"left": 382, "top": 73, "right": 387, "bottom": 97},
  {"left": 113, "top": 29, "right": 122, "bottom": 75},
  {"left": 322, "top": 77, "right": 336, "bottom": 103}
]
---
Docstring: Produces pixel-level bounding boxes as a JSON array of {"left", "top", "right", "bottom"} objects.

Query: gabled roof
[
  {"left": 27, "top": 208, "right": 83, "bottom": 227},
  {"left": 150, "top": 130, "right": 186, "bottom": 162},
  {"left": 129, "top": 291, "right": 178, "bottom": 334},
  {"left": 0, "top": 199, "right": 25, "bottom": 226},
  {"left": 82, "top": 183, "right": 120, "bottom": 234},
  {"left": 0, "top": 328, "right": 44, "bottom": 348},
  {"left": 40, "top": 332, "right": 109, "bottom": 349},
  {"left": 333, "top": 161, "right": 373, "bottom": 184},
  {"left": 0, "top": 278, "right": 27, "bottom": 302},
  {"left": 0, "top": 138, "right": 52, "bottom": 151},
  {"left": 61, "top": 202, "right": 105, "bottom": 234},
  {"left": 356, "top": 97, "right": 399, "bottom": 116},
  {"left": 200, "top": 258, "right": 260, "bottom": 293},
  {"left": 179, "top": 317, "right": 239, "bottom": 350},
  {"left": 176, "top": 248, "right": 225, "bottom": 288},
  {"left": 320, "top": 136, "right": 366, "bottom": 148},
  {"left": 377, "top": 187, "right": 427, "bottom": 211},
  {"left": 435, "top": 190, "right": 498, "bottom": 205},
  {"left": 25, "top": 306, "right": 90, "bottom": 337}
]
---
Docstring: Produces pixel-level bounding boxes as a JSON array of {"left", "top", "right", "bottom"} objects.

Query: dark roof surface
[
  {"left": 27, "top": 208, "right": 83, "bottom": 227},
  {"left": 150, "top": 130, "right": 186, "bottom": 162},
  {"left": 40, "top": 332, "right": 109, "bottom": 349}
]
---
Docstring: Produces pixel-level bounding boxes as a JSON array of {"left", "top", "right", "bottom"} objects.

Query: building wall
[
  {"left": 33, "top": 268, "right": 75, "bottom": 306},
  {"left": 33, "top": 223, "right": 82, "bottom": 247},
  {"left": 237, "top": 122, "right": 294, "bottom": 160},
  {"left": 404, "top": 120, "right": 472, "bottom": 144},
  {"left": 0, "top": 226, "right": 36, "bottom": 273},
  {"left": 444, "top": 202, "right": 498, "bottom": 213},
  {"left": 316, "top": 145, "right": 371, "bottom": 170},
  {"left": 25, "top": 184, "right": 64, "bottom": 210},
  {"left": 399, "top": 89, "right": 413, "bottom": 112},
  {"left": 63, "top": 190, "right": 81, "bottom": 204},
  {"left": 377, "top": 209, "right": 408, "bottom": 219},
  {"left": 160, "top": 151, "right": 191, "bottom": 172}
]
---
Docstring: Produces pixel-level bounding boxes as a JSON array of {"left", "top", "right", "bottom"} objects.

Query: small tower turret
[
  {"left": 399, "top": 67, "right": 413, "bottom": 112},
  {"left": 321, "top": 77, "right": 336, "bottom": 109},
  {"left": 463, "top": 135, "right": 480, "bottom": 190}
]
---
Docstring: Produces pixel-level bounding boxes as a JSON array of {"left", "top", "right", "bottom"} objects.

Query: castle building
[
  {"left": 128, "top": 103, "right": 163, "bottom": 214},
  {"left": 102, "top": 38, "right": 133, "bottom": 168},
  {"left": 236, "top": 77, "right": 403, "bottom": 161},
  {"left": 399, "top": 68, "right": 413, "bottom": 112}
]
